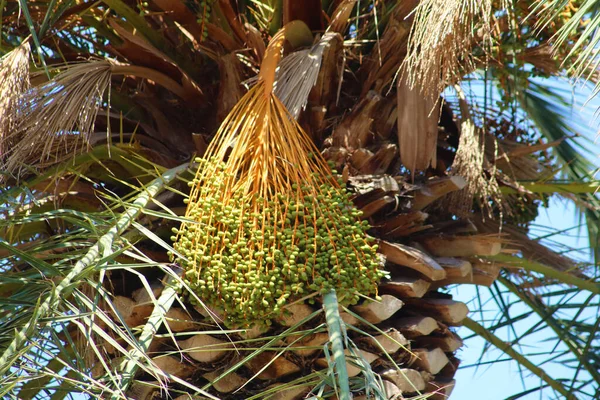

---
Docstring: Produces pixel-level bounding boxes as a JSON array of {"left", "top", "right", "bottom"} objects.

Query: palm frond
[
  {"left": 534, "top": 0, "right": 600, "bottom": 88},
  {"left": 0, "top": 157, "right": 188, "bottom": 383},
  {"left": 102, "top": 0, "right": 204, "bottom": 82},
  {"left": 16, "top": 0, "right": 48, "bottom": 74},
  {"left": 2, "top": 60, "right": 112, "bottom": 179},
  {"left": 396, "top": 77, "right": 438, "bottom": 173},
  {"left": 448, "top": 85, "right": 503, "bottom": 217},
  {"left": 2, "top": 1, "right": 600, "bottom": 398},
  {"left": 518, "top": 79, "right": 600, "bottom": 263},
  {"left": 459, "top": 268, "right": 600, "bottom": 398},
  {"left": 463, "top": 316, "right": 577, "bottom": 399},
  {"left": 322, "top": 290, "right": 352, "bottom": 398},
  {"left": 273, "top": 33, "right": 340, "bottom": 119}
]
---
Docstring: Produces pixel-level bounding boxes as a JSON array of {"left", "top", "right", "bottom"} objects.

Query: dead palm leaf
[
  {"left": 328, "top": 0, "right": 358, "bottom": 34},
  {"left": 2, "top": 60, "right": 112, "bottom": 179},
  {"left": 0, "top": 43, "right": 31, "bottom": 166},
  {"left": 447, "top": 85, "right": 503, "bottom": 217},
  {"left": 245, "top": 32, "right": 341, "bottom": 121},
  {"left": 403, "top": 0, "right": 508, "bottom": 96},
  {"left": 273, "top": 33, "right": 341, "bottom": 119},
  {"left": 473, "top": 216, "right": 585, "bottom": 278},
  {"left": 1, "top": 58, "right": 200, "bottom": 179},
  {"left": 397, "top": 76, "right": 439, "bottom": 173}
]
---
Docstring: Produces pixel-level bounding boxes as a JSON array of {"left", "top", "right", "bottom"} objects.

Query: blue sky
[
  {"left": 449, "top": 80, "right": 600, "bottom": 399},
  {"left": 451, "top": 199, "right": 590, "bottom": 399}
]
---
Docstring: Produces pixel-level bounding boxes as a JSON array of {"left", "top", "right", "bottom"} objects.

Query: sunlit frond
[
  {"left": 2, "top": 60, "right": 112, "bottom": 179},
  {"left": 403, "top": 0, "right": 508, "bottom": 96},
  {"left": 0, "top": 43, "right": 30, "bottom": 167}
]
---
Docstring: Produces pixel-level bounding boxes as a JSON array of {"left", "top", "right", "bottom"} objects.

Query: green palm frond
[
  {"left": 0, "top": 148, "right": 190, "bottom": 397},
  {"left": 2, "top": 1, "right": 600, "bottom": 399},
  {"left": 518, "top": 79, "right": 600, "bottom": 264},
  {"left": 448, "top": 64, "right": 600, "bottom": 398},
  {"left": 534, "top": 0, "right": 600, "bottom": 87},
  {"left": 463, "top": 316, "right": 577, "bottom": 400},
  {"left": 459, "top": 268, "right": 600, "bottom": 399}
]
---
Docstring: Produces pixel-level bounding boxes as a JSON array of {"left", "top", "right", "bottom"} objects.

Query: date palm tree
[{"left": 1, "top": 1, "right": 599, "bottom": 399}]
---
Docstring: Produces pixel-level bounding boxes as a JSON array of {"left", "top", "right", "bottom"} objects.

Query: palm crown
[{"left": 1, "top": 1, "right": 599, "bottom": 399}]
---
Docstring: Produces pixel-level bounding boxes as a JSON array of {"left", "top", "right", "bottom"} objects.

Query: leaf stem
[
  {"left": 111, "top": 65, "right": 188, "bottom": 99},
  {"left": 463, "top": 317, "right": 576, "bottom": 400},
  {"left": 500, "top": 181, "right": 600, "bottom": 195},
  {"left": 0, "top": 162, "right": 188, "bottom": 376},
  {"left": 322, "top": 289, "right": 351, "bottom": 400},
  {"left": 489, "top": 254, "right": 600, "bottom": 294}
]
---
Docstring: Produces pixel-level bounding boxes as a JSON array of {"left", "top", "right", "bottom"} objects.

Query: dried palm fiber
[
  {"left": 483, "top": 132, "right": 556, "bottom": 213},
  {"left": 1, "top": 60, "right": 112, "bottom": 179},
  {"left": 359, "top": 7, "right": 410, "bottom": 97},
  {"left": 244, "top": 32, "right": 340, "bottom": 120},
  {"left": 272, "top": 33, "right": 340, "bottom": 119},
  {"left": 171, "top": 22, "right": 387, "bottom": 328},
  {"left": 403, "top": 0, "right": 508, "bottom": 97},
  {"left": 0, "top": 43, "right": 31, "bottom": 166},
  {"left": 485, "top": 134, "right": 545, "bottom": 181},
  {"left": 327, "top": 0, "right": 357, "bottom": 34},
  {"left": 1, "top": 58, "right": 199, "bottom": 179},
  {"left": 447, "top": 85, "right": 503, "bottom": 217}
]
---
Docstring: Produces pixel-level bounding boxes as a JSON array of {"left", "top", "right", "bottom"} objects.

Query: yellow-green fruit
[{"left": 172, "top": 159, "right": 387, "bottom": 328}]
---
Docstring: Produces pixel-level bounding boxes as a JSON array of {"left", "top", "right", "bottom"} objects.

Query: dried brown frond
[
  {"left": 245, "top": 22, "right": 266, "bottom": 62},
  {"left": 403, "top": 0, "right": 507, "bottom": 96},
  {"left": 216, "top": 53, "right": 246, "bottom": 122},
  {"left": 244, "top": 32, "right": 342, "bottom": 120},
  {"left": 218, "top": 0, "right": 248, "bottom": 44},
  {"left": 327, "top": 0, "right": 357, "bottom": 34},
  {"left": 331, "top": 91, "right": 383, "bottom": 149},
  {"left": 283, "top": 0, "right": 324, "bottom": 31},
  {"left": 473, "top": 217, "right": 586, "bottom": 278},
  {"left": 447, "top": 86, "right": 503, "bottom": 217},
  {"left": 486, "top": 134, "right": 552, "bottom": 181},
  {"left": 518, "top": 44, "right": 559, "bottom": 75},
  {"left": 0, "top": 43, "right": 31, "bottom": 164},
  {"left": 303, "top": 33, "right": 344, "bottom": 142},
  {"left": 108, "top": 19, "right": 203, "bottom": 100},
  {"left": 397, "top": 77, "right": 439, "bottom": 173},
  {"left": 152, "top": 0, "right": 229, "bottom": 57},
  {"left": 2, "top": 60, "right": 112, "bottom": 179},
  {"left": 360, "top": 10, "right": 410, "bottom": 96}
]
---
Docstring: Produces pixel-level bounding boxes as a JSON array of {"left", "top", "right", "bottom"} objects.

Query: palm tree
[{"left": 1, "top": 1, "right": 599, "bottom": 399}]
